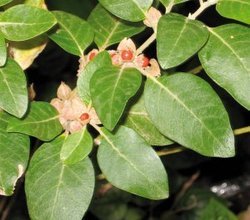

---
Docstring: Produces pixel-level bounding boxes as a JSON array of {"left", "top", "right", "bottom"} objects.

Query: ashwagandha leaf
[
  {"left": 160, "top": 0, "right": 190, "bottom": 8},
  {"left": 90, "top": 66, "right": 142, "bottom": 131},
  {"left": 60, "top": 127, "right": 93, "bottom": 165},
  {"left": 7, "top": 101, "right": 63, "bottom": 141},
  {"left": 98, "top": 0, "right": 153, "bottom": 22},
  {"left": 0, "top": 33, "right": 7, "bottom": 66},
  {"left": 0, "top": 0, "right": 12, "bottom": 7},
  {"left": 97, "top": 126, "right": 169, "bottom": 200},
  {"left": 216, "top": 0, "right": 250, "bottom": 25},
  {"left": 157, "top": 13, "right": 208, "bottom": 69},
  {"left": 25, "top": 136, "right": 95, "bottom": 220},
  {"left": 124, "top": 94, "right": 173, "bottom": 146},
  {"left": 77, "top": 51, "right": 112, "bottom": 105},
  {"left": 0, "top": 59, "right": 28, "bottom": 118},
  {"left": 0, "top": 4, "right": 56, "bottom": 41},
  {"left": 199, "top": 24, "right": 250, "bottom": 110},
  {"left": 88, "top": 4, "right": 145, "bottom": 50},
  {"left": 49, "top": 11, "right": 94, "bottom": 56},
  {"left": 0, "top": 112, "right": 30, "bottom": 196},
  {"left": 144, "top": 73, "right": 235, "bottom": 157}
]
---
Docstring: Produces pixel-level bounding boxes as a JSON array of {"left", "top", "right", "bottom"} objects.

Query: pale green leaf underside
[
  {"left": 77, "top": 51, "right": 112, "bottom": 105},
  {"left": 60, "top": 127, "right": 93, "bottom": 165},
  {"left": 124, "top": 94, "right": 173, "bottom": 146},
  {"left": 157, "top": 13, "right": 208, "bottom": 69},
  {"left": 49, "top": 11, "right": 94, "bottom": 56},
  {"left": 199, "top": 24, "right": 250, "bottom": 110},
  {"left": 216, "top": 0, "right": 250, "bottom": 24},
  {"left": 200, "top": 198, "right": 237, "bottom": 220},
  {"left": 7, "top": 101, "right": 63, "bottom": 141},
  {"left": 0, "top": 0, "right": 12, "bottom": 7},
  {"left": 88, "top": 4, "right": 144, "bottom": 49},
  {"left": 160, "top": 0, "right": 190, "bottom": 7},
  {"left": 145, "top": 73, "right": 235, "bottom": 157},
  {"left": 98, "top": 126, "right": 169, "bottom": 200},
  {"left": 0, "top": 59, "right": 28, "bottom": 118},
  {"left": 0, "top": 112, "right": 29, "bottom": 196},
  {"left": 25, "top": 136, "right": 95, "bottom": 220},
  {"left": 0, "top": 33, "right": 7, "bottom": 66},
  {"left": 0, "top": 5, "right": 56, "bottom": 41},
  {"left": 90, "top": 66, "right": 142, "bottom": 131},
  {"left": 98, "top": 0, "right": 153, "bottom": 22}
]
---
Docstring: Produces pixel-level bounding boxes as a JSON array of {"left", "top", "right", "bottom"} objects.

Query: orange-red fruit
[
  {"left": 80, "top": 113, "right": 90, "bottom": 121},
  {"left": 142, "top": 56, "right": 150, "bottom": 67},
  {"left": 89, "top": 52, "right": 96, "bottom": 61},
  {"left": 121, "top": 50, "right": 134, "bottom": 61}
]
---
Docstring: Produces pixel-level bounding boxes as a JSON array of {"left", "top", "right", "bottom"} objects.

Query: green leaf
[
  {"left": 97, "top": 126, "right": 169, "bottom": 200},
  {"left": 0, "top": 33, "right": 7, "bottom": 66},
  {"left": 124, "top": 94, "right": 173, "bottom": 146},
  {"left": 199, "top": 24, "right": 250, "bottom": 110},
  {"left": 25, "top": 0, "right": 45, "bottom": 7},
  {"left": 160, "top": 0, "right": 190, "bottom": 7},
  {"left": 144, "top": 73, "right": 235, "bottom": 157},
  {"left": 90, "top": 66, "right": 142, "bottom": 130},
  {"left": 7, "top": 101, "right": 63, "bottom": 141},
  {"left": 60, "top": 127, "right": 93, "bottom": 165},
  {"left": 0, "top": 112, "right": 30, "bottom": 196},
  {"left": 0, "top": 0, "right": 12, "bottom": 6},
  {"left": 25, "top": 136, "right": 95, "bottom": 220},
  {"left": 49, "top": 11, "right": 94, "bottom": 56},
  {"left": 88, "top": 4, "right": 145, "bottom": 50},
  {"left": 77, "top": 51, "right": 112, "bottom": 105},
  {"left": 200, "top": 198, "right": 237, "bottom": 220},
  {"left": 216, "top": 0, "right": 250, "bottom": 25},
  {"left": 0, "top": 59, "right": 28, "bottom": 118},
  {"left": 98, "top": 0, "right": 153, "bottom": 22},
  {"left": 157, "top": 13, "right": 208, "bottom": 69},
  {"left": 0, "top": 4, "right": 56, "bottom": 41}
]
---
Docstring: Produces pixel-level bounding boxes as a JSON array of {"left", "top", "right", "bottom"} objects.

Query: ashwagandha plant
[{"left": 0, "top": 0, "right": 249, "bottom": 219}]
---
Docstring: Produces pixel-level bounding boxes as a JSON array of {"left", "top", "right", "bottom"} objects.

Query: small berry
[
  {"left": 121, "top": 50, "right": 134, "bottom": 61},
  {"left": 89, "top": 52, "right": 96, "bottom": 61},
  {"left": 142, "top": 56, "right": 150, "bottom": 67},
  {"left": 80, "top": 113, "right": 90, "bottom": 121}
]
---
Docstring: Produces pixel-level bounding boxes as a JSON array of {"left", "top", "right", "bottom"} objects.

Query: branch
[
  {"left": 234, "top": 126, "right": 250, "bottom": 135},
  {"left": 136, "top": 32, "right": 156, "bottom": 55}
]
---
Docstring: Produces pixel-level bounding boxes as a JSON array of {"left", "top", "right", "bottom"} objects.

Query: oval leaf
[
  {"left": 77, "top": 51, "right": 112, "bottom": 105},
  {"left": 7, "top": 101, "right": 63, "bottom": 141},
  {"left": 25, "top": 136, "right": 95, "bottom": 220},
  {"left": 60, "top": 127, "right": 93, "bottom": 165},
  {"left": 144, "top": 73, "right": 235, "bottom": 157},
  {"left": 216, "top": 0, "right": 250, "bottom": 25},
  {"left": 49, "top": 11, "right": 94, "bottom": 56},
  {"left": 97, "top": 126, "right": 169, "bottom": 200},
  {"left": 88, "top": 4, "right": 144, "bottom": 50},
  {"left": 199, "top": 24, "right": 250, "bottom": 110},
  {"left": 90, "top": 66, "right": 142, "bottom": 131},
  {"left": 0, "top": 112, "right": 30, "bottom": 196},
  {"left": 0, "top": 33, "right": 7, "bottom": 66},
  {"left": 0, "top": 4, "right": 56, "bottom": 41},
  {"left": 160, "top": 0, "right": 190, "bottom": 7},
  {"left": 157, "top": 13, "right": 208, "bottom": 69},
  {"left": 124, "top": 94, "right": 173, "bottom": 146},
  {"left": 98, "top": 0, "right": 153, "bottom": 22},
  {"left": 0, "top": 59, "right": 28, "bottom": 118}
]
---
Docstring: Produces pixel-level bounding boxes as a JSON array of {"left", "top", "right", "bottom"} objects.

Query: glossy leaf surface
[
  {"left": 25, "top": 136, "right": 95, "bottom": 220},
  {"left": 157, "top": 13, "right": 208, "bottom": 69},
  {"left": 145, "top": 73, "right": 235, "bottom": 157},
  {"left": 7, "top": 101, "right": 62, "bottom": 141},
  {"left": 90, "top": 66, "right": 142, "bottom": 130},
  {"left": 97, "top": 126, "right": 169, "bottom": 200},
  {"left": 199, "top": 24, "right": 250, "bottom": 110}
]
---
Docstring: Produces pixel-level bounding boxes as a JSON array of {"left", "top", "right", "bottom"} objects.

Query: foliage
[{"left": 0, "top": 0, "right": 249, "bottom": 219}]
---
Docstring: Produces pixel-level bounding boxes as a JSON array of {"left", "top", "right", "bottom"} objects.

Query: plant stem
[
  {"left": 157, "top": 147, "right": 185, "bottom": 156},
  {"left": 188, "top": 0, "right": 218, "bottom": 20},
  {"left": 189, "top": 65, "right": 203, "bottom": 74},
  {"left": 136, "top": 32, "right": 156, "bottom": 55},
  {"left": 234, "top": 126, "right": 250, "bottom": 135},
  {"left": 165, "top": 0, "right": 175, "bottom": 14}
]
